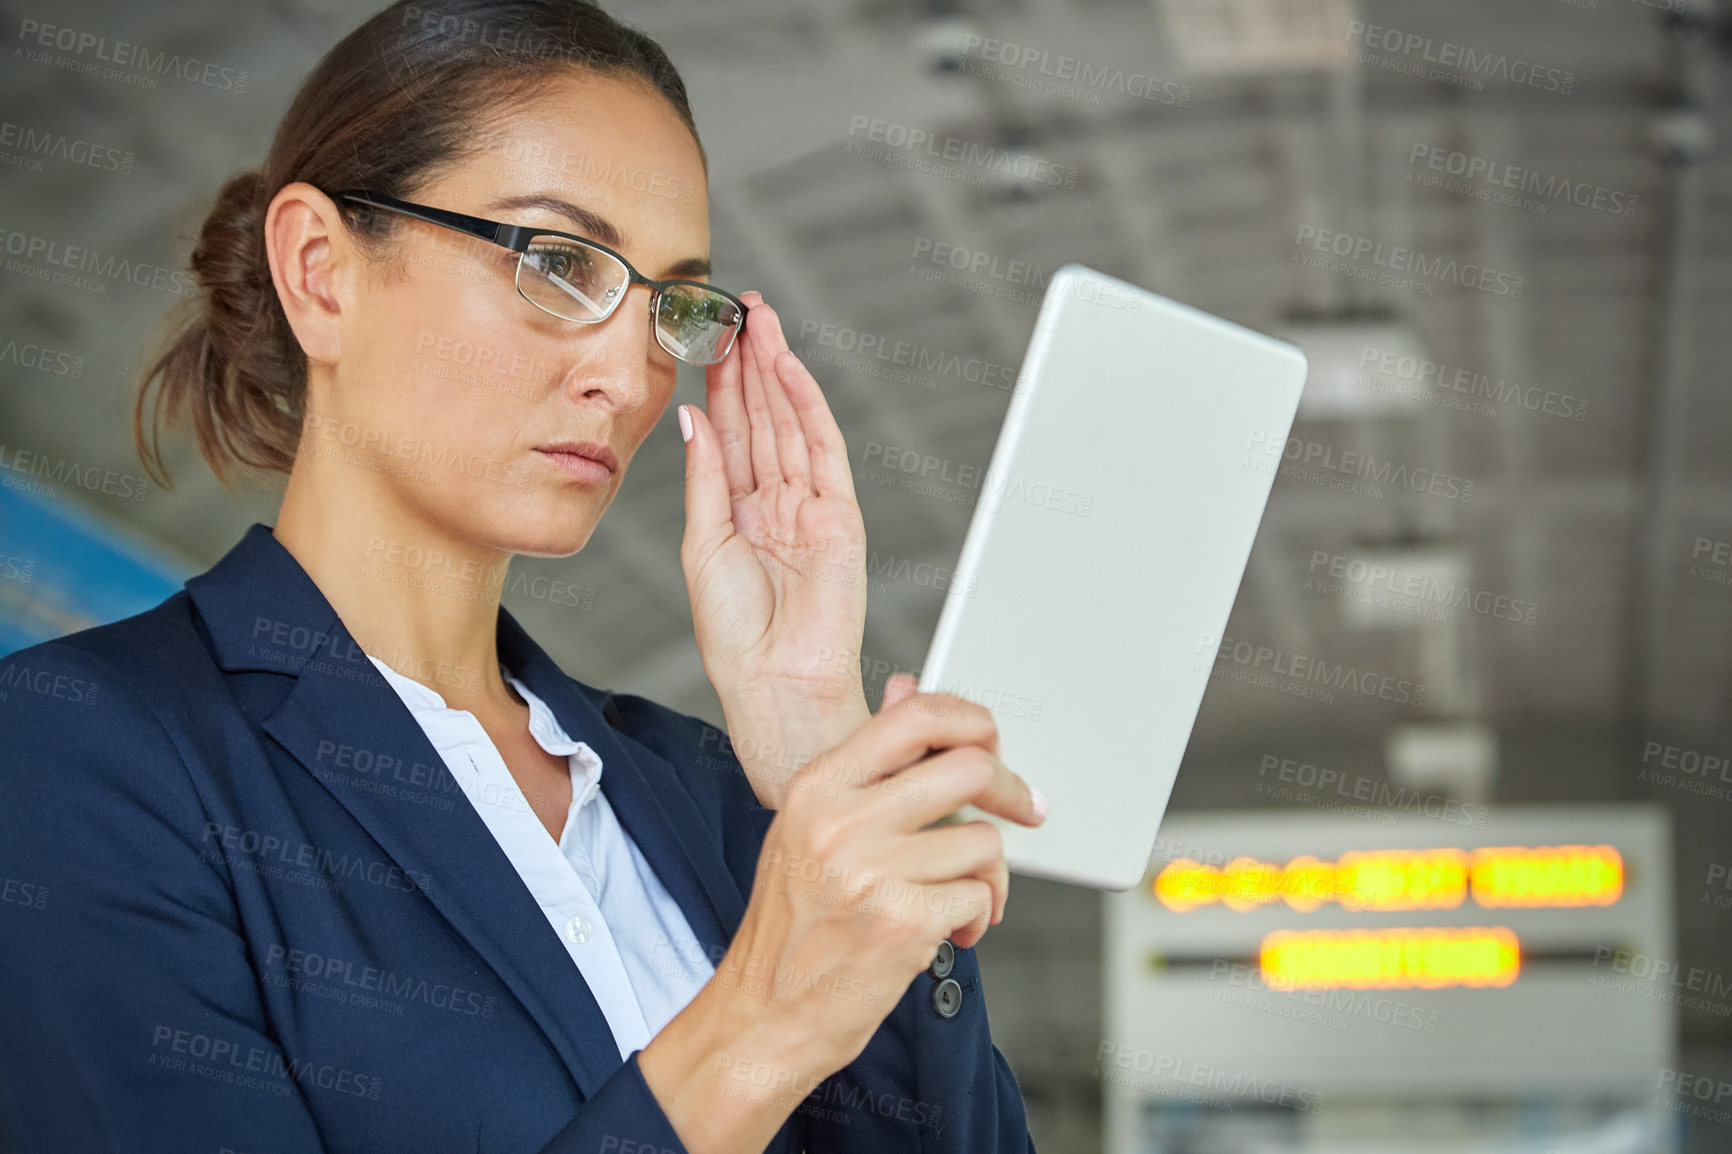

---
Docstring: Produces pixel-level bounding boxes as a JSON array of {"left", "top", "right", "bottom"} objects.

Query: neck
[{"left": 272, "top": 455, "right": 516, "bottom": 716}]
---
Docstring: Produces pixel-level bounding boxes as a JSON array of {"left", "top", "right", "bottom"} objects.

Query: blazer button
[
  {"left": 932, "top": 977, "right": 963, "bottom": 1019},
  {"left": 929, "top": 939, "right": 955, "bottom": 979}
]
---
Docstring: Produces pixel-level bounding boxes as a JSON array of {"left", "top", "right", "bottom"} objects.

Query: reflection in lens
[
  {"left": 520, "top": 237, "right": 624, "bottom": 320},
  {"left": 656, "top": 284, "right": 743, "bottom": 364}
]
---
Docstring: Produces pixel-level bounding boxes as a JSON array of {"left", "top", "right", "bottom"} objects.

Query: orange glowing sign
[
  {"left": 1260, "top": 927, "right": 1521, "bottom": 990},
  {"left": 1153, "top": 845, "right": 1622, "bottom": 912},
  {"left": 1469, "top": 845, "right": 1623, "bottom": 907}
]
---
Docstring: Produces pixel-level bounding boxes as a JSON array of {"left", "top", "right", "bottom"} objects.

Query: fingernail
[
  {"left": 678, "top": 405, "right": 693, "bottom": 443},
  {"left": 1030, "top": 785, "right": 1049, "bottom": 822}
]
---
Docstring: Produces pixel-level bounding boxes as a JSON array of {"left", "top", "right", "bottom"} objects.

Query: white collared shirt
[{"left": 366, "top": 655, "right": 716, "bottom": 1061}]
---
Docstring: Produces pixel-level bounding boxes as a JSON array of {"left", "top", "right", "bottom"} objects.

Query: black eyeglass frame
[{"left": 330, "top": 188, "right": 747, "bottom": 366}]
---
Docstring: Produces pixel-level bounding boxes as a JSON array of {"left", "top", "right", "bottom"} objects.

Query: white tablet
[{"left": 916, "top": 265, "right": 1307, "bottom": 891}]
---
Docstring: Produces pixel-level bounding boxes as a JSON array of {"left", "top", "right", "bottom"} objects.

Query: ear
[{"left": 263, "top": 181, "right": 351, "bottom": 366}]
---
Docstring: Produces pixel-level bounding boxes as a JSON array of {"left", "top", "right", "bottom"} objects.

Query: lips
[{"left": 535, "top": 441, "right": 619, "bottom": 473}]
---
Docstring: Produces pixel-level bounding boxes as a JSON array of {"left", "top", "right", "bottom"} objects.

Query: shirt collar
[{"left": 366, "top": 655, "right": 605, "bottom": 809}]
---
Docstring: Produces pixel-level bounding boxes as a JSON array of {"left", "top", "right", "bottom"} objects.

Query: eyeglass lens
[{"left": 518, "top": 234, "right": 743, "bottom": 365}]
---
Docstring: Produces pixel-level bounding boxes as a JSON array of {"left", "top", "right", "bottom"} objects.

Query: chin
[
  {"left": 448, "top": 477, "right": 618, "bottom": 559},
  {"left": 487, "top": 516, "right": 601, "bottom": 560}
]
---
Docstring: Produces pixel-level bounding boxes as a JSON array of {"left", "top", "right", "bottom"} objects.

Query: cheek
[
  {"left": 651, "top": 365, "right": 679, "bottom": 409},
  {"left": 369, "top": 270, "right": 536, "bottom": 436},
  {"left": 597, "top": 379, "right": 673, "bottom": 473},
  {"left": 639, "top": 368, "right": 681, "bottom": 433}
]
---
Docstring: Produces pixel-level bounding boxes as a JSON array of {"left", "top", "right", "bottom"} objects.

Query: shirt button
[{"left": 564, "top": 917, "right": 593, "bottom": 945}]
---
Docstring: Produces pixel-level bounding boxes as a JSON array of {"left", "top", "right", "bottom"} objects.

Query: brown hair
[{"left": 134, "top": 0, "right": 703, "bottom": 488}]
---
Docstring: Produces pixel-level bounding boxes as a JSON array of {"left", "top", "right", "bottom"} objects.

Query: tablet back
[{"left": 916, "top": 265, "right": 1307, "bottom": 891}]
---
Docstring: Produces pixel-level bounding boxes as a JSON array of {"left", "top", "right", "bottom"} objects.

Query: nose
[{"left": 558, "top": 281, "right": 661, "bottom": 411}]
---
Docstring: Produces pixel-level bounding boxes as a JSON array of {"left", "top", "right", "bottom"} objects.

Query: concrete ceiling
[{"left": 2, "top": 0, "right": 1728, "bottom": 770}]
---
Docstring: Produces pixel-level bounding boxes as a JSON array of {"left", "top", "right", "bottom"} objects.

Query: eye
[{"left": 528, "top": 242, "right": 595, "bottom": 285}]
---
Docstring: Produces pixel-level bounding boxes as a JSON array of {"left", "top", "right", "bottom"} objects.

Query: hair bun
[
  {"left": 194, "top": 170, "right": 270, "bottom": 351},
  {"left": 134, "top": 168, "right": 302, "bottom": 488}
]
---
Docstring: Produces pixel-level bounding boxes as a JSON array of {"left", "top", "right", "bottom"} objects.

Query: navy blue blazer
[{"left": 0, "top": 522, "right": 1034, "bottom": 1153}]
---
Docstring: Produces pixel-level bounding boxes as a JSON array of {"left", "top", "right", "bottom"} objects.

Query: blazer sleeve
[
  {"left": 0, "top": 646, "right": 699, "bottom": 1154},
  {"left": 602, "top": 690, "right": 1039, "bottom": 1153},
  {"left": 0, "top": 643, "right": 333, "bottom": 1153},
  {"left": 791, "top": 943, "right": 1037, "bottom": 1152}
]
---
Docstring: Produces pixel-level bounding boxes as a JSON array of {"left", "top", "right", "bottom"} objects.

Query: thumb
[
  {"left": 880, "top": 671, "right": 920, "bottom": 711},
  {"left": 679, "top": 404, "right": 732, "bottom": 554}
]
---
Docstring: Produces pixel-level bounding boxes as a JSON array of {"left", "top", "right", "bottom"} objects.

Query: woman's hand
[
  {"left": 735, "top": 682, "right": 1046, "bottom": 1054},
  {"left": 637, "top": 685, "right": 1047, "bottom": 1153},
  {"left": 679, "top": 292, "right": 872, "bottom": 809}
]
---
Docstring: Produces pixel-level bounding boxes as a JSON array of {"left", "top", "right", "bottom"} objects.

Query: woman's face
[{"left": 317, "top": 69, "right": 713, "bottom": 558}]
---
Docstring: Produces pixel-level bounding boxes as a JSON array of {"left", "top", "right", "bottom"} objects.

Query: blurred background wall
[{"left": 2, "top": 0, "right": 1729, "bottom": 1150}]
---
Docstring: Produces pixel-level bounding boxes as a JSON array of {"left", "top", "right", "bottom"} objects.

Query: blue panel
[{"left": 0, "top": 482, "right": 191, "bottom": 655}]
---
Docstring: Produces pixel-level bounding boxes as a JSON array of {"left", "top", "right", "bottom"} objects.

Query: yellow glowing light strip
[
  {"left": 1469, "top": 845, "right": 1623, "bottom": 907},
  {"left": 1153, "top": 845, "right": 1622, "bottom": 912},
  {"left": 1260, "top": 927, "right": 1521, "bottom": 990}
]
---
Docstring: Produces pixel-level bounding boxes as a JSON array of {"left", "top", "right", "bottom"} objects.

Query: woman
[{"left": 0, "top": 2, "right": 1047, "bottom": 1152}]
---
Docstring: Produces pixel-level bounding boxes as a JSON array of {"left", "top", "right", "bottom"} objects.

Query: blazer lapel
[
  {"left": 184, "top": 522, "right": 734, "bottom": 1101},
  {"left": 258, "top": 650, "right": 622, "bottom": 1099}
]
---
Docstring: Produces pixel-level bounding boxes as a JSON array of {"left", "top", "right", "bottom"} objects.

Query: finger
[
  {"left": 950, "top": 864, "right": 1005, "bottom": 946},
  {"left": 952, "top": 910, "right": 990, "bottom": 951},
  {"left": 990, "top": 856, "right": 1009, "bottom": 925},
  {"left": 929, "top": 879, "right": 993, "bottom": 948},
  {"left": 861, "top": 876, "right": 989, "bottom": 946},
  {"left": 742, "top": 301, "right": 812, "bottom": 488},
  {"left": 880, "top": 672, "right": 919, "bottom": 711},
  {"left": 703, "top": 300, "right": 756, "bottom": 499},
  {"left": 835, "top": 691, "right": 999, "bottom": 790},
  {"left": 899, "top": 819, "right": 1004, "bottom": 885},
  {"left": 679, "top": 404, "right": 734, "bottom": 548},
  {"left": 900, "top": 821, "right": 1010, "bottom": 926},
  {"left": 772, "top": 346, "right": 858, "bottom": 503},
  {"left": 886, "top": 744, "right": 1045, "bottom": 830},
  {"left": 738, "top": 305, "right": 784, "bottom": 491}
]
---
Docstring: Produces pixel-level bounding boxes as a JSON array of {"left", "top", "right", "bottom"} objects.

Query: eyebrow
[{"left": 487, "top": 193, "right": 713, "bottom": 281}]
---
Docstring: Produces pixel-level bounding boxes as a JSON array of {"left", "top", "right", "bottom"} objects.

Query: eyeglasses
[{"left": 331, "top": 189, "right": 747, "bottom": 366}]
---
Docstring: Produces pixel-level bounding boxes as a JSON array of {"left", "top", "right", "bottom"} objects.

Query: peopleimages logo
[
  {"left": 845, "top": 115, "right": 1078, "bottom": 188},
  {"left": 1245, "top": 430, "right": 1476, "bottom": 504},
  {"left": 0, "top": 337, "right": 84, "bottom": 378},
  {"left": 911, "top": 238, "right": 1050, "bottom": 291},
  {"left": 957, "top": 34, "right": 1191, "bottom": 107},
  {"left": 1589, "top": 946, "right": 1732, "bottom": 1016},
  {"left": 797, "top": 319, "right": 1020, "bottom": 392},
  {"left": 0, "top": 443, "right": 150, "bottom": 501},
  {"left": 1344, "top": 21, "right": 1574, "bottom": 94},
  {"left": 1256, "top": 754, "right": 1489, "bottom": 828},
  {"left": 16, "top": 19, "right": 249, "bottom": 93},
  {"left": 1357, "top": 345, "right": 1589, "bottom": 423},
  {"left": 1095, "top": 1042, "right": 1323, "bottom": 1111},
  {"left": 0, "top": 119, "right": 134, "bottom": 174},
  {"left": 1306, "top": 551, "right": 1537, "bottom": 626},
  {"left": 1407, "top": 143, "right": 1638, "bottom": 217},
  {"left": 0, "top": 227, "right": 194, "bottom": 297},
  {"left": 1293, "top": 225, "right": 1525, "bottom": 299},
  {"left": 1210, "top": 634, "right": 1426, "bottom": 706}
]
